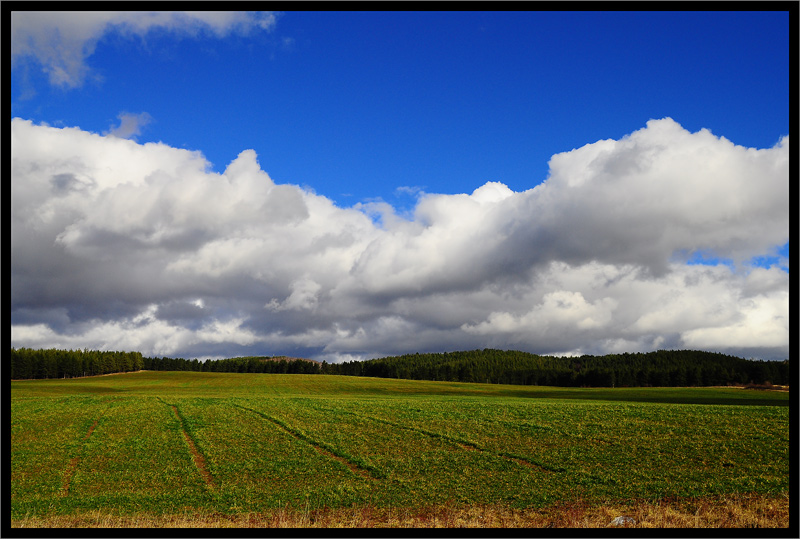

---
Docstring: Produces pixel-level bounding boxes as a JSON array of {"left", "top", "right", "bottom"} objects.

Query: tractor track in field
[
  {"left": 61, "top": 418, "right": 100, "bottom": 496},
  {"left": 497, "top": 419, "right": 617, "bottom": 447},
  {"left": 229, "top": 403, "right": 382, "bottom": 481},
  {"left": 155, "top": 397, "right": 215, "bottom": 491},
  {"left": 314, "top": 406, "right": 566, "bottom": 473},
  {"left": 170, "top": 405, "right": 215, "bottom": 490}
]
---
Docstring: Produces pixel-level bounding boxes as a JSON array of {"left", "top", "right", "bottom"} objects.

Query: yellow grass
[{"left": 12, "top": 492, "right": 789, "bottom": 528}]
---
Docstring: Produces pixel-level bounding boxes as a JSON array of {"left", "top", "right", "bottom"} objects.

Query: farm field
[{"left": 10, "top": 371, "right": 791, "bottom": 527}]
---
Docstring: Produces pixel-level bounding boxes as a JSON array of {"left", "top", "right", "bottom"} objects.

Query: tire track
[
  {"left": 230, "top": 403, "right": 383, "bottom": 481},
  {"left": 156, "top": 397, "right": 215, "bottom": 491},
  {"left": 501, "top": 419, "right": 617, "bottom": 447},
  {"left": 61, "top": 418, "right": 100, "bottom": 496},
  {"left": 171, "top": 405, "right": 215, "bottom": 490},
  {"left": 314, "top": 405, "right": 566, "bottom": 473}
]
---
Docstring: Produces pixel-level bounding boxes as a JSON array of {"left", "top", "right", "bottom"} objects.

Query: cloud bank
[
  {"left": 10, "top": 118, "right": 789, "bottom": 361},
  {"left": 11, "top": 11, "right": 276, "bottom": 88}
]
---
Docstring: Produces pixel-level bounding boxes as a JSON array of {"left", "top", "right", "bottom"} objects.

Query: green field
[{"left": 11, "top": 371, "right": 790, "bottom": 522}]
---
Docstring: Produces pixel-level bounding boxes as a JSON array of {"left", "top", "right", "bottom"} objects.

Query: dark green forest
[
  {"left": 10, "top": 347, "right": 790, "bottom": 387},
  {"left": 9, "top": 348, "right": 145, "bottom": 380},
  {"left": 324, "top": 349, "right": 790, "bottom": 387}
]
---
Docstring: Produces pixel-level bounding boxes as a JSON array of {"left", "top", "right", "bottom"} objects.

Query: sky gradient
[{"left": 9, "top": 10, "right": 791, "bottom": 362}]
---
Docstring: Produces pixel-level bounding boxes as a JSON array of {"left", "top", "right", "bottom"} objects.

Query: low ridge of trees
[
  {"left": 10, "top": 348, "right": 144, "bottom": 379},
  {"left": 142, "top": 355, "right": 321, "bottom": 374},
  {"left": 323, "top": 349, "right": 790, "bottom": 387},
  {"left": 10, "top": 347, "right": 789, "bottom": 387},
  {"left": 10, "top": 350, "right": 321, "bottom": 379},
  {"left": 200, "top": 356, "right": 321, "bottom": 374}
]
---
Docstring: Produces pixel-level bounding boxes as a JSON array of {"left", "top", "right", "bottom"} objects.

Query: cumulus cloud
[
  {"left": 10, "top": 117, "right": 789, "bottom": 361},
  {"left": 105, "top": 111, "right": 153, "bottom": 140},
  {"left": 11, "top": 11, "right": 276, "bottom": 88}
]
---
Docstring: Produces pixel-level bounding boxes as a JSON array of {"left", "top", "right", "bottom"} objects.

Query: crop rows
[{"left": 11, "top": 374, "right": 790, "bottom": 520}]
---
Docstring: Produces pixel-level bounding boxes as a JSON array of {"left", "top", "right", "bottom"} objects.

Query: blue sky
[
  {"left": 10, "top": 10, "right": 791, "bottom": 361},
  {"left": 12, "top": 11, "right": 789, "bottom": 204}
]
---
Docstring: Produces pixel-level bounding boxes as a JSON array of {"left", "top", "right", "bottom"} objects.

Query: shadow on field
[
  {"left": 332, "top": 382, "right": 788, "bottom": 406},
  {"left": 11, "top": 372, "right": 788, "bottom": 407},
  {"left": 500, "top": 388, "right": 789, "bottom": 406}
]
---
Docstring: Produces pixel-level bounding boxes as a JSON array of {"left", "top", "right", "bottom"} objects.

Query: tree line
[
  {"left": 9, "top": 349, "right": 320, "bottom": 379},
  {"left": 322, "top": 349, "right": 790, "bottom": 387},
  {"left": 10, "top": 347, "right": 789, "bottom": 387},
  {"left": 10, "top": 348, "right": 144, "bottom": 379},
  {"left": 145, "top": 355, "right": 321, "bottom": 374}
]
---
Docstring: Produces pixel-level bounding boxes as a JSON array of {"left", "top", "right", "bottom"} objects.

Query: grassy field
[{"left": 10, "top": 371, "right": 791, "bottom": 527}]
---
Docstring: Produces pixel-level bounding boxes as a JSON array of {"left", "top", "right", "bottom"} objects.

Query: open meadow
[{"left": 10, "top": 371, "right": 790, "bottom": 528}]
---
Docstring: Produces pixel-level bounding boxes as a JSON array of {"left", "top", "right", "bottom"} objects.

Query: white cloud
[
  {"left": 395, "top": 185, "right": 426, "bottom": 197},
  {"left": 10, "top": 306, "right": 260, "bottom": 359},
  {"left": 11, "top": 11, "right": 276, "bottom": 88},
  {"left": 463, "top": 290, "right": 618, "bottom": 335},
  {"left": 105, "top": 111, "right": 153, "bottom": 140},
  {"left": 267, "top": 278, "right": 323, "bottom": 312},
  {"left": 528, "top": 119, "right": 789, "bottom": 274},
  {"left": 10, "top": 117, "right": 789, "bottom": 361},
  {"left": 681, "top": 290, "right": 789, "bottom": 350},
  {"left": 459, "top": 262, "right": 789, "bottom": 358}
]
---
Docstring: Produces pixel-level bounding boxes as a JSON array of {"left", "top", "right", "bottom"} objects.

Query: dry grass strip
[{"left": 12, "top": 492, "right": 789, "bottom": 528}]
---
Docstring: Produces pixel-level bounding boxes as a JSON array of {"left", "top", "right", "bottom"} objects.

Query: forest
[
  {"left": 9, "top": 348, "right": 144, "bottom": 380},
  {"left": 324, "top": 349, "right": 790, "bottom": 387},
  {"left": 10, "top": 347, "right": 789, "bottom": 387}
]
